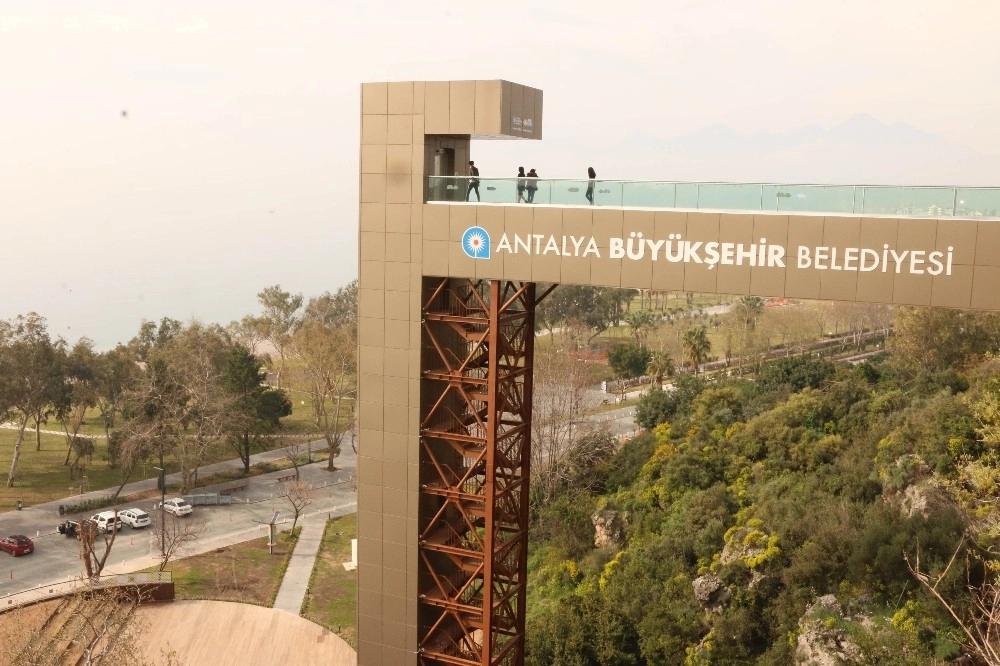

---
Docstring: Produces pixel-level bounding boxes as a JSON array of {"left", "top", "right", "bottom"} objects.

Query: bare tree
[
  {"left": 906, "top": 539, "right": 1000, "bottom": 665},
  {"left": 79, "top": 517, "right": 118, "bottom": 579},
  {"left": 282, "top": 480, "right": 314, "bottom": 533},
  {"left": 156, "top": 514, "right": 206, "bottom": 572},
  {"left": 530, "top": 346, "right": 599, "bottom": 504},
  {"left": 256, "top": 284, "right": 303, "bottom": 388}
]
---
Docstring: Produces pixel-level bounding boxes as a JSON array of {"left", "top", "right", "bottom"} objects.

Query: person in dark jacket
[
  {"left": 466, "top": 160, "right": 481, "bottom": 202},
  {"left": 586, "top": 166, "right": 597, "bottom": 205},
  {"left": 516, "top": 166, "right": 527, "bottom": 203},
  {"left": 526, "top": 168, "right": 539, "bottom": 203}
]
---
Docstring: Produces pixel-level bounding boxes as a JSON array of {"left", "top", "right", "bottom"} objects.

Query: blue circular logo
[{"left": 462, "top": 226, "right": 491, "bottom": 259}]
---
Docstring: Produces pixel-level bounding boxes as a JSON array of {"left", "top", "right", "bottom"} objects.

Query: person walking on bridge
[{"left": 466, "top": 160, "right": 481, "bottom": 202}]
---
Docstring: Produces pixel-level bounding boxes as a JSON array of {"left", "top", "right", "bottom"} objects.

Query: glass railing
[{"left": 426, "top": 177, "right": 1000, "bottom": 218}]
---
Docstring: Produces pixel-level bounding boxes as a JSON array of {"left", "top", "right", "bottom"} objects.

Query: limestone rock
[{"left": 591, "top": 509, "right": 626, "bottom": 549}]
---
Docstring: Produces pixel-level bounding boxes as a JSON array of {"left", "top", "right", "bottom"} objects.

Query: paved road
[{"left": 0, "top": 440, "right": 357, "bottom": 598}]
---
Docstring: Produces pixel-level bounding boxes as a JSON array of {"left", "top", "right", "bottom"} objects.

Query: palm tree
[
  {"left": 682, "top": 326, "right": 711, "bottom": 374},
  {"left": 646, "top": 350, "right": 675, "bottom": 388},
  {"left": 624, "top": 310, "right": 658, "bottom": 349}
]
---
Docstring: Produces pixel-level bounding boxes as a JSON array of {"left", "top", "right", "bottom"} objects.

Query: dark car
[{"left": 0, "top": 535, "right": 34, "bottom": 556}]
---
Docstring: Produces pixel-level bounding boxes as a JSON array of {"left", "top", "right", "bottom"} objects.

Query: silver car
[{"left": 119, "top": 507, "right": 152, "bottom": 529}]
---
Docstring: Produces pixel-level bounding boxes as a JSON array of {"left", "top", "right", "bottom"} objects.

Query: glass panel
[
  {"left": 622, "top": 181, "right": 676, "bottom": 208},
  {"left": 956, "top": 187, "right": 1000, "bottom": 218},
  {"left": 676, "top": 183, "right": 699, "bottom": 208},
  {"left": 861, "top": 186, "right": 905, "bottom": 215},
  {"left": 594, "top": 180, "right": 623, "bottom": 207},
  {"left": 902, "top": 187, "right": 954, "bottom": 217},
  {"left": 775, "top": 185, "right": 855, "bottom": 214},
  {"left": 480, "top": 178, "right": 518, "bottom": 204},
  {"left": 760, "top": 184, "right": 780, "bottom": 212},
  {"left": 696, "top": 183, "right": 762, "bottom": 211},
  {"left": 549, "top": 179, "right": 590, "bottom": 206}
]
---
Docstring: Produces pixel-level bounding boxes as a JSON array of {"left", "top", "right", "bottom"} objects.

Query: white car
[
  {"left": 89, "top": 511, "right": 123, "bottom": 533},
  {"left": 119, "top": 507, "right": 152, "bottom": 529},
  {"left": 161, "top": 498, "right": 193, "bottom": 517}
]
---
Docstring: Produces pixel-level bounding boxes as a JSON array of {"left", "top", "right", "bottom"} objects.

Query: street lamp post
[{"left": 153, "top": 466, "right": 166, "bottom": 561}]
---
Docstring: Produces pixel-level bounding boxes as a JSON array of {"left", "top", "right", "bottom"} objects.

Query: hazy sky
[{"left": 2, "top": 1, "right": 998, "bottom": 349}]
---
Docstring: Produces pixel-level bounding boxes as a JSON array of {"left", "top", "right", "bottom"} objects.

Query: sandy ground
[{"left": 136, "top": 600, "right": 357, "bottom": 666}]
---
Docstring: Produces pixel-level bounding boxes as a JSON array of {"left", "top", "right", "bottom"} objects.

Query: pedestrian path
[{"left": 272, "top": 517, "right": 326, "bottom": 614}]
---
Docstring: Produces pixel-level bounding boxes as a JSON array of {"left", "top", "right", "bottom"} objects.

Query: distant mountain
[{"left": 620, "top": 114, "right": 999, "bottom": 186}]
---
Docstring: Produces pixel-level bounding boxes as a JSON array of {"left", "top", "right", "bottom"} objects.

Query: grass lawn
[
  {"left": 152, "top": 531, "right": 298, "bottom": 607},
  {"left": 302, "top": 513, "right": 357, "bottom": 647}
]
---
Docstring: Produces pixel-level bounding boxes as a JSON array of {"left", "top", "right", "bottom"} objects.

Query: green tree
[
  {"left": 0, "top": 313, "right": 67, "bottom": 487},
  {"left": 257, "top": 284, "right": 303, "bottom": 388},
  {"left": 303, "top": 279, "right": 359, "bottom": 334},
  {"left": 645, "top": 349, "right": 675, "bottom": 388},
  {"left": 608, "top": 343, "right": 652, "bottom": 401},
  {"left": 223, "top": 346, "right": 292, "bottom": 473},
  {"left": 624, "top": 310, "right": 659, "bottom": 349}
]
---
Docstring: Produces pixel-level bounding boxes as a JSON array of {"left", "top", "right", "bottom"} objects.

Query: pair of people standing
[{"left": 516, "top": 167, "right": 539, "bottom": 203}]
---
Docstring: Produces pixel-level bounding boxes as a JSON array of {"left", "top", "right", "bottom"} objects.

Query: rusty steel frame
[{"left": 417, "top": 278, "right": 542, "bottom": 666}]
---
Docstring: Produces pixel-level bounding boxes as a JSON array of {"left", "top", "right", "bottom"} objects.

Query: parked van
[
  {"left": 89, "top": 511, "right": 123, "bottom": 533},
  {"left": 119, "top": 508, "right": 151, "bottom": 529}
]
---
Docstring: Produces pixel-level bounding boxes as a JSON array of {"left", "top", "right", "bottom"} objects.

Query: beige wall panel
[
  {"left": 359, "top": 232, "right": 385, "bottom": 263},
  {"left": 749, "top": 267, "right": 785, "bottom": 297},
  {"left": 361, "top": 144, "right": 387, "bottom": 174},
  {"left": 383, "top": 486, "right": 407, "bottom": 518},
  {"left": 593, "top": 257, "right": 624, "bottom": 287},
  {"left": 385, "top": 204, "right": 410, "bottom": 234},
  {"left": 560, "top": 256, "right": 592, "bottom": 284},
  {"left": 892, "top": 273, "right": 933, "bottom": 306},
  {"left": 618, "top": 254, "right": 649, "bottom": 287},
  {"left": 384, "top": 261, "right": 412, "bottom": 292},
  {"left": 411, "top": 174, "right": 424, "bottom": 204},
  {"left": 717, "top": 264, "right": 751, "bottom": 295},
  {"left": 357, "top": 641, "right": 380, "bottom": 666},
  {"left": 819, "top": 269, "right": 859, "bottom": 301},
  {"left": 409, "top": 203, "right": 424, "bottom": 232},
  {"left": 936, "top": 219, "right": 977, "bottom": 265},
  {"left": 503, "top": 205, "right": 533, "bottom": 238},
  {"left": 361, "top": 173, "right": 387, "bottom": 204},
  {"left": 422, "top": 240, "right": 449, "bottom": 276},
  {"left": 359, "top": 316, "right": 386, "bottom": 348},
  {"left": 386, "top": 144, "right": 412, "bottom": 176},
  {"left": 784, "top": 265, "right": 822, "bottom": 300},
  {"left": 382, "top": 431, "right": 406, "bottom": 463},
  {"left": 896, "top": 217, "right": 937, "bottom": 249},
  {"left": 360, "top": 203, "right": 386, "bottom": 233},
  {"left": 532, "top": 252, "right": 561, "bottom": 282},
  {"left": 592, "top": 208, "right": 623, "bottom": 243},
  {"left": 822, "top": 216, "right": 861, "bottom": 247},
  {"left": 359, "top": 588, "right": 383, "bottom": 619},
  {"left": 359, "top": 503, "right": 384, "bottom": 536},
  {"left": 448, "top": 205, "right": 477, "bottom": 240},
  {"left": 412, "top": 115, "right": 425, "bottom": 147},
  {"left": 859, "top": 217, "right": 898, "bottom": 249},
  {"left": 362, "top": 82, "right": 388, "bottom": 114},
  {"left": 387, "top": 115, "right": 413, "bottom": 146},
  {"left": 360, "top": 372, "right": 385, "bottom": 405},
  {"left": 384, "top": 348, "right": 413, "bottom": 379},
  {"left": 971, "top": 266, "right": 1000, "bottom": 310},
  {"left": 423, "top": 205, "right": 449, "bottom": 240},
  {"left": 386, "top": 173, "right": 411, "bottom": 204},
  {"left": 521, "top": 87, "right": 535, "bottom": 139},
  {"left": 361, "top": 114, "right": 388, "bottom": 145},
  {"left": 387, "top": 81, "right": 414, "bottom": 115},
  {"left": 360, "top": 259, "right": 385, "bottom": 290},
  {"left": 359, "top": 286, "right": 386, "bottom": 319},
  {"left": 413, "top": 81, "right": 425, "bottom": 113},
  {"left": 684, "top": 264, "right": 718, "bottom": 293},
  {"left": 654, "top": 210, "right": 688, "bottom": 238},
  {"left": 448, "top": 240, "right": 477, "bottom": 278},
  {"left": 651, "top": 258, "right": 685, "bottom": 291},
  {"left": 687, "top": 212, "right": 721, "bottom": 242},
  {"left": 410, "top": 144, "right": 424, "bottom": 182},
  {"left": 502, "top": 250, "right": 533, "bottom": 281},
  {"left": 383, "top": 538, "right": 407, "bottom": 571},
  {"left": 384, "top": 289, "right": 410, "bottom": 322},
  {"left": 475, "top": 80, "right": 503, "bottom": 135},
  {"left": 358, "top": 614, "right": 383, "bottom": 647},
  {"left": 855, "top": 270, "right": 894, "bottom": 303},
  {"left": 386, "top": 233, "right": 410, "bottom": 263},
  {"left": 475, "top": 252, "right": 504, "bottom": 280},
  {"left": 359, "top": 397, "right": 384, "bottom": 432},
  {"left": 424, "top": 81, "right": 450, "bottom": 133},
  {"left": 501, "top": 80, "right": 512, "bottom": 135},
  {"left": 449, "top": 81, "right": 476, "bottom": 134},
  {"left": 410, "top": 234, "right": 423, "bottom": 265},
  {"left": 359, "top": 427, "right": 383, "bottom": 459},
  {"left": 508, "top": 84, "right": 523, "bottom": 137},
  {"left": 975, "top": 223, "right": 1000, "bottom": 267},
  {"left": 358, "top": 455, "right": 383, "bottom": 486},
  {"left": 752, "top": 214, "right": 789, "bottom": 247},
  {"left": 535, "top": 206, "right": 566, "bottom": 237},
  {"left": 533, "top": 88, "right": 543, "bottom": 140},
  {"left": 719, "top": 214, "right": 754, "bottom": 245},
  {"left": 383, "top": 514, "right": 407, "bottom": 545},
  {"left": 931, "top": 265, "right": 974, "bottom": 309},
  {"left": 787, "top": 215, "right": 824, "bottom": 249},
  {"left": 476, "top": 205, "right": 505, "bottom": 233},
  {"left": 624, "top": 209, "right": 655, "bottom": 236},
  {"left": 360, "top": 344, "right": 385, "bottom": 377}
]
